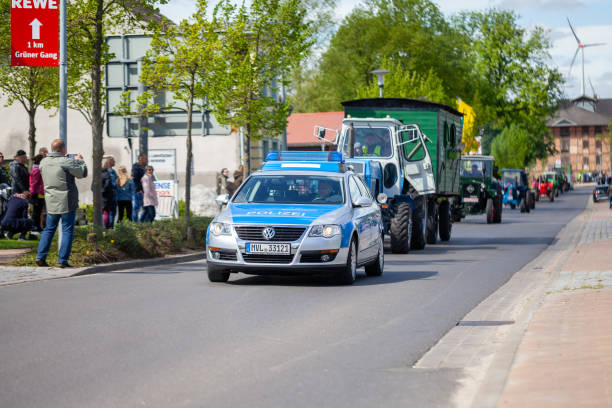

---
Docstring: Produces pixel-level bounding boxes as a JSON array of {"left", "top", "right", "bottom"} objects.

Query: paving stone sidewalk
[{"left": 499, "top": 198, "right": 612, "bottom": 407}]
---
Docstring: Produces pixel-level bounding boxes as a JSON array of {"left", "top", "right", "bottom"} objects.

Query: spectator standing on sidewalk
[
  {"left": 101, "top": 157, "right": 115, "bottom": 229},
  {"left": 29, "top": 154, "right": 45, "bottom": 232},
  {"left": 35, "top": 139, "right": 87, "bottom": 268},
  {"left": 141, "top": 165, "right": 158, "bottom": 222},
  {"left": 10, "top": 150, "right": 29, "bottom": 194},
  {"left": 131, "top": 153, "right": 147, "bottom": 222},
  {"left": 0, "top": 152, "right": 10, "bottom": 187},
  {"left": 116, "top": 165, "right": 135, "bottom": 222},
  {"left": 39, "top": 147, "right": 48, "bottom": 157},
  {"left": 105, "top": 155, "right": 118, "bottom": 227},
  {"left": 0, "top": 191, "right": 35, "bottom": 240}
]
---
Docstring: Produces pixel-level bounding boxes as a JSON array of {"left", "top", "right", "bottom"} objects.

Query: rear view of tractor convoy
[{"left": 312, "top": 97, "right": 567, "bottom": 256}]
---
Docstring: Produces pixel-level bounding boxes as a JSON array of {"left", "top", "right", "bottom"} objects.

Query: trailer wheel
[
  {"left": 410, "top": 196, "right": 427, "bottom": 250},
  {"left": 486, "top": 198, "right": 495, "bottom": 224},
  {"left": 390, "top": 203, "right": 411, "bottom": 254},
  {"left": 426, "top": 200, "right": 438, "bottom": 245},
  {"left": 439, "top": 200, "right": 452, "bottom": 241}
]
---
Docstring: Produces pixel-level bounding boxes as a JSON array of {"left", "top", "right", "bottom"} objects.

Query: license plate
[
  {"left": 246, "top": 243, "right": 291, "bottom": 255},
  {"left": 463, "top": 197, "right": 479, "bottom": 203}
]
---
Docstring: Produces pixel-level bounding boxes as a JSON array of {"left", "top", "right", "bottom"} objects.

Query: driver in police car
[{"left": 315, "top": 180, "right": 341, "bottom": 202}]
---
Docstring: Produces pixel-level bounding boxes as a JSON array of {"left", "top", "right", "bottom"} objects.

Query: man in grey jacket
[{"left": 35, "top": 139, "right": 87, "bottom": 268}]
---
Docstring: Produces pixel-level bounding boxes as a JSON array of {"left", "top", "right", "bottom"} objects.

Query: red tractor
[{"left": 534, "top": 175, "right": 554, "bottom": 202}]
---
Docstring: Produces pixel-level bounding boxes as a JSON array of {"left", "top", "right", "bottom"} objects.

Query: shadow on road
[{"left": 225, "top": 270, "right": 438, "bottom": 287}]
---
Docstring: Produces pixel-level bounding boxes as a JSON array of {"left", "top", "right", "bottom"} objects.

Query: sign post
[{"left": 10, "top": 0, "right": 60, "bottom": 67}]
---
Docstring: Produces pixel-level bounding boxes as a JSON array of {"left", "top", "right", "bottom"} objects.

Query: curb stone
[{"left": 70, "top": 252, "right": 206, "bottom": 277}]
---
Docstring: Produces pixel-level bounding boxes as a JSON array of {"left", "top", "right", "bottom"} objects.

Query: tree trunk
[
  {"left": 27, "top": 104, "right": 37, "bottom": 167},
  {"left": 243, "top": 122, "right": 250, "bottom": 181},
  {"left": 185, "top": 86, "right": 193, "bottom": 219},
  {"left": 90, "top": 0, "right": 105, "bottom": 235}
]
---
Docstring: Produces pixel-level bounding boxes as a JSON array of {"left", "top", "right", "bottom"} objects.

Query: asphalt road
[{"left": 0, "top": 186, "right": 590, "bottom": 408}]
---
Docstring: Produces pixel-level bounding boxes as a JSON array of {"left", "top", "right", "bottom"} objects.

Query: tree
[
  {"left": 211, "top": 0, "right": 313, "bottom": 175},
  {"left": 490, "top": 124, "right": 532, "bottom": 169},
  {"left": 139, "top": 0, "right": 221, "bottom": 218},
  {"left": 290, "top": 0, "right": 472, "bottom": 112},
  {"left": 355, "top": 59, "right": 453, "bottom": 105},
  {"left": 0, "top": 0, "right": 58, "bottom": 162},
  {"left": 453, "top": 9, "right": 563, "bottom": 161},
  {"left": 67, "top": 0, "right": 166, "bottom": 233}
]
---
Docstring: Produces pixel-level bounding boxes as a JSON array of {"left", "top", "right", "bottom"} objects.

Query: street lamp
[{"left": 370, "top": 69, "right": 391, "bottom": 98}]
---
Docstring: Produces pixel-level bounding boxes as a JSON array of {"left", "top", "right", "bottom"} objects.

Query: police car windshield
[{"left": 233, "top": 175, "right": 345, "bottom": 205}]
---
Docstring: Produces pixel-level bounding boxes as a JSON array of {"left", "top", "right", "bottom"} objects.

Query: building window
[
  {"left": 560, "top": 127, "right": 570, "bottom": 137},
  {"left": 583, "top": 157, "right": 589, "bottom": 167},
  {"left": 583, "top": 140, "right": 589, "bottom": 149},
  {"left": 262, "top": 140, "right": 270, "bottom": 158},
  {"left": 596, "top": 140, "right": 602, "bottom": 150},
  {"left": 561, "top": 139, "right": 570, "bottom": 153},
  {"left": 595, "top": 126, "right": 602, "bottom": 135},
  {"left": 582, "top": 126, "right": 589, "bottom": 135}
]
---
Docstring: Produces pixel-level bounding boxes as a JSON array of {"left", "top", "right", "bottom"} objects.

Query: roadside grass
[
  {"left": 0, "top": 239, "right": 39, "bottom": 250},
  {"left": 11, "top": 216, "right": 211, "bottom": 267}
]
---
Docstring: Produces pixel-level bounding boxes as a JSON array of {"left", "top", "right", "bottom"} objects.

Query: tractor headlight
[
  {"left": 309, "top": 224, "right": 341, "bottom": 238},
  {"left": 466, "top": 185, "right": 475, "bottom": 194},
  {"left": 210, "top": 222, "right": 232, "bottom": 236}
]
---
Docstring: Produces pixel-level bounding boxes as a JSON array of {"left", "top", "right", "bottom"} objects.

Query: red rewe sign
[{"left": 11, "top": 0, "right": 59, "bottom": 67}]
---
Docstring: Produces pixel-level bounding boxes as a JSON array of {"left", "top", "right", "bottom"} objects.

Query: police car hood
[{"left": 227, "top": 203, "right": 345, "bottom": 225}]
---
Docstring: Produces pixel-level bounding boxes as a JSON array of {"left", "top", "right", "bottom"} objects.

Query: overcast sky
[{"left": 159, "top": 0, "right": 612, "bottom": 99}]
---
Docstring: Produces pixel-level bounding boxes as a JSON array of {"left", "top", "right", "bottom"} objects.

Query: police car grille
[
  {"left": 235, "top": 226, "right": 306, "bottom": 242},
  {"left": 242, "top": 254, "right": 295, "bottom": 264}
]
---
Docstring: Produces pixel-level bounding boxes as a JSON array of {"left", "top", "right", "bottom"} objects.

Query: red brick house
[{"left": 286, "top": 112, "right": 343, "bottom": 151}]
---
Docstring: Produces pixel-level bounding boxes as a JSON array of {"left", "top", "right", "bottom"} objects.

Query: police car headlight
[
  {"left": 309, "top": 224, "right": 341, "bottom": 238},
  {"left": 210, "top": 222, "right": 232, "bottom": 236}
]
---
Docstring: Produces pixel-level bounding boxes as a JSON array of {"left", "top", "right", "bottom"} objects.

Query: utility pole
[{"left": 59, "top": 0, "right": 67, "bottom": 145}]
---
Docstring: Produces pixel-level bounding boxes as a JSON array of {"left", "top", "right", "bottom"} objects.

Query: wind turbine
[{"left": 567, "top": 18, "right": 605, "bottom": 97}]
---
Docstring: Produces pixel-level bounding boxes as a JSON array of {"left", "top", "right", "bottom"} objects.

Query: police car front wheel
[
  {"left": 337, "top": 239, "right": 357, "bottom": 285},
  {"left": 208, "top": 264, "right": 230, "bottom": 283}
]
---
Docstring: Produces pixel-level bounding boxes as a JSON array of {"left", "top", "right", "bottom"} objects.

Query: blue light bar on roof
[{"left": 265, "top": 151, "right": 344, "bottom": 163}]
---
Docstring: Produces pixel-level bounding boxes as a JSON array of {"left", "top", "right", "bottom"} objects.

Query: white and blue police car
[{"left": 206, "top": 151, "right": 384, "bottom": 284}]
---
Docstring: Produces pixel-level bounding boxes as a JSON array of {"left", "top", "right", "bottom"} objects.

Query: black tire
[
  {"left": 510, "top": 203, "right": 516, "bottom": 210},
  {"left": 520, "top": 198, "right": 527, "bottom": 213},
  {"left": 550, "top": 190, "right": 555, "bottom": 202},
  {"left": 555, "top": 188, "right": 559, "bottom": 197},
  {"left": 486, "top": 198, "right": 495, "bottom": 224},
  {"left": 365, "top": 238, "right": 384, "bottom": 277},
  {"left": 207, "top": 264, "right": 230, "bottom": 283},
  {"left": 337, "top": 238, "right": 357, "bottom": 285},
  {"left": 390, "top": 203, "right": 411, "bottom": 254},
  {"left": 438, "top": 200, "right": 452, "bottom": 241},
  {"left": 530, "top": 192, "right": 536, "bottom": 209},
  {"left": 494, "top": 195, "right": 502, "bottom": 223},
  {"left": 410, "top": 196, "right": 426, "bottom": 250},
  {"left": 426, "top": 200, "right": 438, "bottom": 245}
]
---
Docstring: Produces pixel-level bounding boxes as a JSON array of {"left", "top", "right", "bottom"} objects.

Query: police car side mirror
[
  {"left": 215, "top": 194, "right": 229, "bottom": 206},
  {"left": 353, "top": 197, "right": 373, "bottom": 207},
  {"left": 317, "top": 127, "right": 326, "bottom": 139}
]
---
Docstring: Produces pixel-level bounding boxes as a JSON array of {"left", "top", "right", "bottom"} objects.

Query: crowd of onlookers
[{"left": 0, "top": 145, "right": 160, "bottom": 267}]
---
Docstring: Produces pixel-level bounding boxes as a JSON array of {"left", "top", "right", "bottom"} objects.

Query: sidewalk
[
  {"left": 0, "top": 251, "right": 205, "bottom": 286},
  {"left": 499, "top": 197, "right": 612, "bottom": 407}
]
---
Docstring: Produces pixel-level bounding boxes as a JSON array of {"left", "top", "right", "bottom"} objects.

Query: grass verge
[{"left": 10, "top": 216, "right": 211, "bottom": 267}]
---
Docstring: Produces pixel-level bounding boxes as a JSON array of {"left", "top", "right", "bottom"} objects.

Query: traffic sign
[{"left": 11, "top": 0, "right": 59, "bottom": 67}]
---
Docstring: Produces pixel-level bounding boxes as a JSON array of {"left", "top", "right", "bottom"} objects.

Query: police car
[{"left": 206, "top": 151, "right": 384, "bottom": 284}]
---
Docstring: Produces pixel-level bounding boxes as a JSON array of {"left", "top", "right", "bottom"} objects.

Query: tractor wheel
[
  {"left": 520, "top": 198, "right": 527, "bottom": 213},
  {"left": 390, "top": 203, "right": 411, "bottom": 254},
  {"left": 550, "top": 190, "right": 555, "bottom": 202},
  {"left": 555, "top": 188, "right": 560, "bottom": 197},
  {"left": 486, "top": 198, "right": 495, "bottom": 224},
  {"left": 426, "top": 200, "right": 438, "bottom": 245},
  {"left": 535, "top": 192, "right": 540, "bottom": 202},
  {"left": 410, "top": 196, "right": 427, "bottom": 250},
  {"left": 494, "top": 195, "right": 502, "bottom": 223},
  {"left": 510, "top": 203, "right": 516, "bottom": 210},
  {"left": 530, "top": 192, "right": 536, "bottom": 209},
  {"left": 439, "top": 200, "right": 452, "bottom": 241}
]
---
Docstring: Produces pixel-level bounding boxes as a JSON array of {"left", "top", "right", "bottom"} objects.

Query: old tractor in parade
[
  {"left": 455, "top": 155, "right": 502, "bottom": 224},
  {"left": 501, "top": 169, "right": 534, "bottom": 213},
  {"left": 534, "top": 172, "right": 556, "bottom": 202},
  {"left": 317, "top": 98, "right": 464, "bottom": 253}
]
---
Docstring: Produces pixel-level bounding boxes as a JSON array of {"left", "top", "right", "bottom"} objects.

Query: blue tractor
[{"left": 501, "top": 169, "right": 534, "bottom": 213}]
